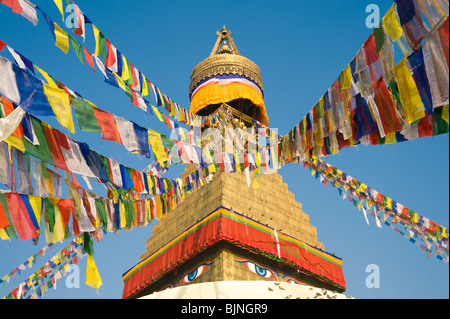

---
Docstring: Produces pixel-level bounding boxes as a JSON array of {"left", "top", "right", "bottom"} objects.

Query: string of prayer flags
[
  {"left": 305, "top": 157, "right": 449, "bottom": 263},
  {"left": 0, "top": 242, "right": 53, "bottom": 286},
  {"left": 281, "top": 13, "right": 449, "bottom": 162},
  {"left": 2, "top": 237, "right": 84, "bottom": 299},
  {"left": 0, "top": 0, "right": 38, "bottom": 25},
  {"left": 12, "top": 0, "right": 208, "bottom": 128}
]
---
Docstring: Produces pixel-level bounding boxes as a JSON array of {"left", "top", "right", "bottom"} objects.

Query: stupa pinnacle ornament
[
  {"left": 121, "top": 27, "right": 348, "bottom": 299},
  {"left": 189, "top": 26, "right": 269, "bottom": 126}
]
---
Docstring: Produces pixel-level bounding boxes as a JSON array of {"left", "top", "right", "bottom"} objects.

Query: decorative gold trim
[
  {"left": 189, "top": 26, "right": 263, "bottom": 98},
  {"left": 190, "top": 54, "right": 263, "bottom": 97}
]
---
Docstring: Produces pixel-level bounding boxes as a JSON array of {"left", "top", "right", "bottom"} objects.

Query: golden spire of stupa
[{"left": 189, "top": 26, "right": 269, "bottom": 125}]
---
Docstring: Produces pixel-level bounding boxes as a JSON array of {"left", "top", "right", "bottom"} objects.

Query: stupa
[{"left": 121, "top": 26, "right": 347, "bottom": 299}]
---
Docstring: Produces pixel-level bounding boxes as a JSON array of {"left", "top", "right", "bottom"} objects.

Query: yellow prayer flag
[
  {"left": 151, "top": 105, "right": 164, "bottom": 122},
  {"left": 156, "top": 88, "right": 165, "bottom": 106},
  {"left": 252, "top": 178, "right": 259, "bottom": 190},
  {"left": 394, "top": 59, "right": 425, "bottom": 124},
  {"left": 141, "top": 75, "right": 149, "bottom": 97},
  {"left": 34, "top": 65, "right": 58, "bottom": 88},
  {"left": 93, "top": 25, "right": 100, "bottom": 56},
  {"left": 53, "top": 23, "right": 70, "bottom": 54},
  {"left": 0, "top": 228, "right": 10, "bottom": 240},
  {"left": 169, "top": 101, "right": 176, "bottom": 117},
  {"left": 179, "top": 107, "right": 186, "bottom": 123},
  {"left": 384, "top": 131, "right": 397, "bottom": 144},
  {"left": 255, "top": 151, "right": 261, "bottom": 168},
  {"left": 148, "top": 129, "right": 169, "bottom": 163},
  {"left": 121, "top": 55, "right": 131, "bottom": 82},
  {"left": 5, "top": 135, "right": 25, "bottom": 152},
  {"left": 340, "top": 64, "right": 352, "bottom": 91},
  {"left": 53, "top": 0, "right": 64, "bottom": 21},
  {"left": 382, "top": 5, "right": 403, "bottom": 42},
  {"left": 86, "top": 254, "right": 103, "bottom": 291},
  {"left": 43, "top": 84, "right": 75, "bottom": 133},
  {"left": 442, "top": 104, "right": 449, "bottom": 124},
  {"left": 119, "top": 201, "right": 126, "bottom": 229},
  {"left": 146, "top": 174, "right": 154, "bottom": 194},
  {"left": 114, "top": 73, "right": 128, "bottom": 92}
]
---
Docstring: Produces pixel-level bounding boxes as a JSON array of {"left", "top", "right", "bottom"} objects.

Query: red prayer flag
[
  {"left": 57, "top": 199, "right": 74, "bottom": 229},
  {"left": 83, "top": 47, "right": 95, "bottom": 72},
  {"left": 43, "top": 126, "right": 69, "bottom": 171},
  {"left": 364, "top": 34, "right": 379, "bottom": 66},
  {"left": 5, "top": 193, "right": 38, "bottom": 240},
  {"left": 417, "top": 114, "right": 433, "bottom": 138},
  {"left": 372, "top": 77, "right": 402, "bottom": 134},
  {"left": 92, "top": 107, "right": 122, "bottom": 144},
  {"left": 437, "top": 19, "right": 449, "bottom": 67},
  {"left": 0, "top": 0, "right": 23, "bottom": 13},
  {"left": 0, "top": 200, "right": 10, "bottom": 228},
  {"left": 130, "top": 169, "right": 145, "bottom": 193},
  {"left": 104, "top": 39, "right": 116, "bottom": 68},
  {"left": 0, "top": 39, "right": 6, "bottom": 52}
]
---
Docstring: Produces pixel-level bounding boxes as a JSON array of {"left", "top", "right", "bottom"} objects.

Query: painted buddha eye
[
  {"left": 285, "top": 278, "right": 301, "bottom": 285},
  {"left": 235, "top": 259, "right": 276, "bottom": 280},
  {"left": 179, "top": 262, "right": 213, "bottom": 285}
]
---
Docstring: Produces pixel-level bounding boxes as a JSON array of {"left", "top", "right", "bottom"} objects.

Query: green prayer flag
[
  {"left": 98, "top": 32, "right": 107, "bottom": 61},
  {"left": 95, "top": 199, "right": 108, "bottom": 228},
  {"left": 124, "top": 200, "right": 134, "bottom": 228},
  {"left": 83, "top": 232, "right": 94, "bottom": 256},
  {"left": 0, "top": 194, "right": 17, "bottom": 239},
  {"left": 44, "top": 198, "right": 55, "bottom": 233},
  {"left": 433, "top": 106, "right": 449, "bottom": 135},
  {"left": 373, "top": 24, "right": 385, "bottom": 53},
  {"left": 71, "top": 97, "right": 101, "bottom": 132},
  {"left": 69, "top": 34, "right": 84, "bottom": 64},
  {"left": 23, "top": 118, "right": 55, "bottom": 166}
]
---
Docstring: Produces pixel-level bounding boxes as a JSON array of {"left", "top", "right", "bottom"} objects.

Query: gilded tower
[{"left": 122, "top": 27, "right": 347, "bottom": 299}]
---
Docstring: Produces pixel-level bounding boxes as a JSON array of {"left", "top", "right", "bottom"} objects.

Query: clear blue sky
[{"left": 0, "top": 0, "right": 448, "bottom": 299}]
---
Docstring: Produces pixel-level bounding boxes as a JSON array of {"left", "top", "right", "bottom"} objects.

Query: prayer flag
[
  {"left": 104, "top": 39, "right": 118, "bottom": 73},
  {"left": 86, "top": 255, "right": 102, "bottom": 290},
  {"left": 148, "top": 129, "right": 169, "bottom": 163},
  {"left": 43, "top": 84, "right": 75, "bottom": 133},
  {"left": 17, "top": 0, "right": 38, "bottom": 25},
  {"left": 0, "top": 56, "right": 21, "bottom": 103},
  {"left": 53, "top": 0, "right": 64, "bottom": 20},
  {"left": 71, "top": 97, "right": 101, "bottom": 132},
  {"left": 372, "top": 77, "right": 402, "bottom": 134},
  {"left": 92, "top": 107, "right": 122, "bottom": 144},
  {"left": 6, "top": 46, "right": 34, "bottom": 74},
  {"left": 83, "top": 47, "right": 95, "bottom": 71},
  {"left": 121, "top": 55, "right": 131, "bottom": 81},
  {"left": 0, "top": 105, "right": 25, "bottom": 142},
  {"left": 71, "top": 1, "right": 86, "bottom": 41},
  {"left": 93, "top": 25, "right": 106, "bottom": 60},
  {"left": 53, "top": 22, "right": 70, "bottom": 54},
  {"left": 0, "top": 0, "right": 22, "bottom": 13},
  {"left": 69, "top": 34, "right": 84, "bottom": 64},
  {"left": 5, "top": 193, "right": 38, "bottom": 240},
  {"left": 114, "top": 116, "right": 140, "bottom": 153},
  {"left": 382, "top": 5, "right": 403, "bottom": 42},
  {"left": 393, "top": 58, "right": 425, "bottom": 124}
]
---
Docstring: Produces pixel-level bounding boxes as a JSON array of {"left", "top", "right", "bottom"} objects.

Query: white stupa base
[{"left": 139, "top": 281, "right": 353, "bottom": 299}]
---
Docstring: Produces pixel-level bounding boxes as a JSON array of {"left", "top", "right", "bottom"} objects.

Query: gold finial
[
  {"left": 221, "top": 25, "right": 228, "bottom": 35},
  {"left": 209, "top": 25, "right": 239, "bottom": 56},
  {"left": 218, "top": 41, "right": 232, "bottom": 54}
]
